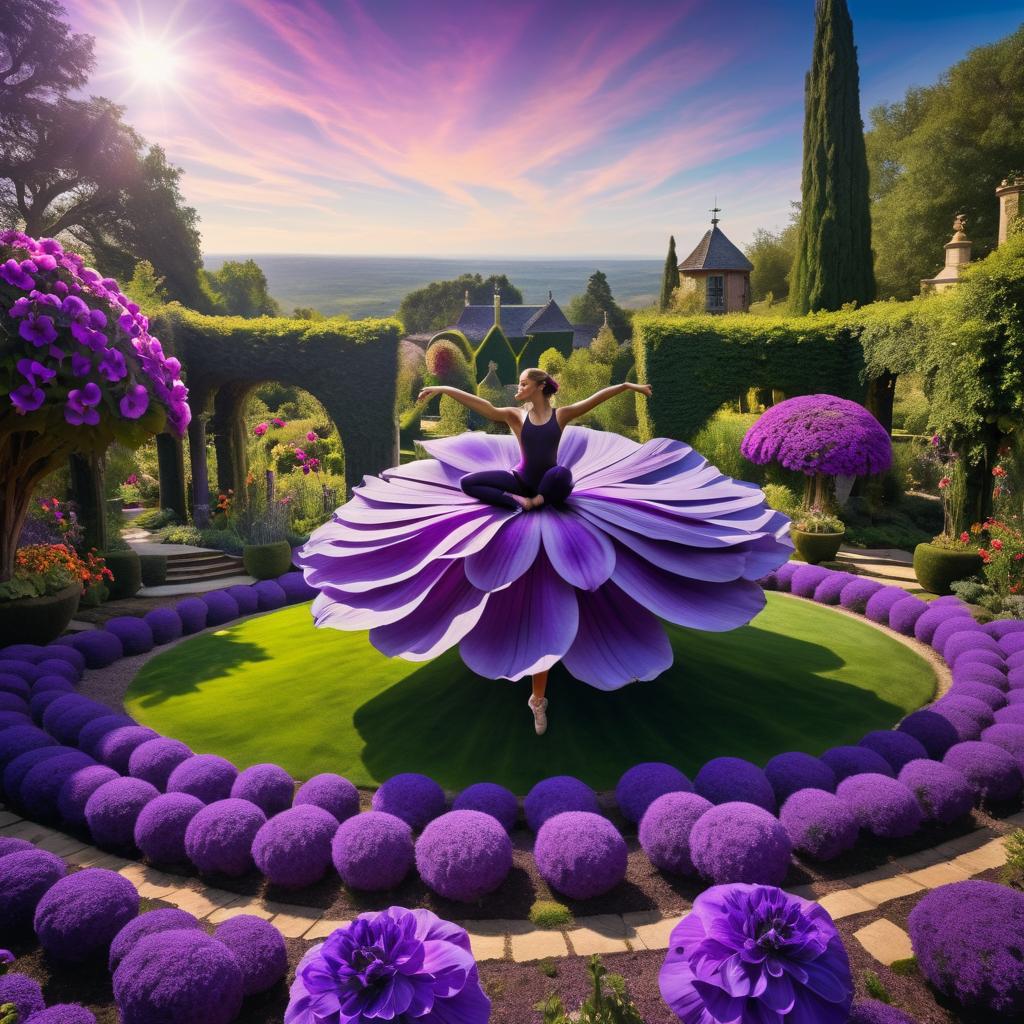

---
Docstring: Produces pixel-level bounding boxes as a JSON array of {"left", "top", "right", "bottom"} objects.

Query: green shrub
[
  {"left": 103, "top": 550, "right": 142, "bottom": 600},
  {"left": 692, "top": 411, "right": 765, "bottom": 483},
  {"left": 913, "top": 542, "right": 985, "bottom": 595},
  {"left": 762, "top": 483, "right": 799, "bottom": 517},
  {"left": 136, "top": 507, "right": 180, "bottom": 530},
  {"left": 198, "top": 528, "right": 244, "bottom": 556},
  {"left": 243, "top": 540, "right": 293, "bottom": 579},
  {"left": 950, "top": 578, "right": 990, "bottom": 604},
  {"left": 139, "top": 555, "right": 167, "bottom": 588},
  {"left": 1003, "top": 828, "right": 1024, "bottom": 887},
  {"left": 889, "top": 957, "right": 918, "bottom": 977},
  {"left": 156, "top": 524, "right": 203, "bottom": 546},
  {"left": 438, "top": 394, "right": 470, "bottom": 435},
  {"left": 529, "top": 900, "right": 573, "bottom": 929},
  {"left": 864, "top": 970, "right": 891, "bottom": 1003}
]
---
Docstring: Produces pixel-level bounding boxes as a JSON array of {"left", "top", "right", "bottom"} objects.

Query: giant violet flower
[
  {"left": 284, "top": 906, "right": 489, "bottom": 1024},
  {"left": 298, "top": 429, "right": 792, "bottom": 689},
  {"left": 659, "top": 883, "right": 853, "bottom": 1024}
]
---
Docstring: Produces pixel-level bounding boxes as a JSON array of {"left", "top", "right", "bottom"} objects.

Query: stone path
[
  {"left": 835, "top": 545, "right": 920, "bottom": 591},
  {"left": 3, "top": 806, "right": 1017, "bottom": 965}
]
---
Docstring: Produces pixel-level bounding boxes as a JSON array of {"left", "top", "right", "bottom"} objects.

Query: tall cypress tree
[
  {"left": 660, "top": 235, "right": 680, "bottom": 310},
  {"left": 790, "top": 0, "right": 875, "bottom": 314}
]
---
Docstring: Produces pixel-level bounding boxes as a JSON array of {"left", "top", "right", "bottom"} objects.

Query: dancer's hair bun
[{"left": 543, "top": 376, "right": 559, "bottom": 396}]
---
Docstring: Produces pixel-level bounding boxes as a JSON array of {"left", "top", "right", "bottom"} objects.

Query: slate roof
[
  {"left": 679, "top": 225, "right": 753, "bottom": 272},
  {"left": 453, "top": 298, "right": 573, "bottom": 344}
]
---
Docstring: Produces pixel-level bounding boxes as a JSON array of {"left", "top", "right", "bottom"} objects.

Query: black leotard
[{"left": 514, "top": 412, "right": 562, "bottom": 489}]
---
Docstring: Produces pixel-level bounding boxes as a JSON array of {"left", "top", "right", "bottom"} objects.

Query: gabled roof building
[{"left": 678, "top": 208, "right": 753, "bottom": 313}]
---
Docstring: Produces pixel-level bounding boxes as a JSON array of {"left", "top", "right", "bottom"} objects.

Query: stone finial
[
  {"left": 548, "top": 290, "right": 553, "bottom": 302},
  {"left": 952, "top": 213, "right": 967, "bottom": 237},
  {"left": 464, "top": 289, "right": 469, "bottom": 306},
  {"left": 602, "top": 310, "right": 609, "bottom": 328},
  {"left": 489, "top": 361, "right": 497, "bottom": 372}
]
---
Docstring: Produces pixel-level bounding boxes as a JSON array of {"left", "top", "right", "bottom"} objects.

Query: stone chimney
[
  {"left": 921, "top": 213, "right": 972, "bottom": 293},
  {"left": 996, "top": 173, "right": 1024, "bottom": 245}
]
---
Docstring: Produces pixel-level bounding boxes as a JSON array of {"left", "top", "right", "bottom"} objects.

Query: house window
[{"left": 707, "top": 275, "right": 725, "bottom": 311}]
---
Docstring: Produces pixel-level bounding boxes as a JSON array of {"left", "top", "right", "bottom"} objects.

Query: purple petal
[
  {"left": 420, "top": 432, "right": 519, "bottom": 474},
  {"left": 539, "top": 508, "right": 615, "bottom": 591},
  {"left": 572, "top": 436, "right": 694, "bottom": 488},
  {"left": 420, "top": 939, "right": 475, "bottom": 997},
  {"left": 555, "top": 426, "right": 639, "bottom": 477},
  {"left": 423, "top": 976, "right": 492, "bottom": 1024},
  {"left": 464, "top": 512, "right": 542, "bottom": 591}
]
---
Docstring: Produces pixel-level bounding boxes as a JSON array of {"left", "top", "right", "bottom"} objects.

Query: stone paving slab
[
  {"left": 303, "top": 918, "right": 350, "bottom": 941},
  {"left": 905, "top": 861, "right": 973, "bottom": 889},
  {"left": 509, "top": 919, "right": 569, "bottom": 962},
  {"left": 854, "top": 875, "right": 925, "bottom": 908},
  {"left": 817, "top": 889, "right": 878, "bottom": 921},
  {"left": 166, "top": 886, "right": 241, "bottom": 919},
  {"left": 139, "top": 575, "right": 256, "bottom": 597},
  {"left": 952, "top": 838, "right": 1007, "bottom": 874},
  {"left": 853, "top": 919, "right": 915, "bottom": 966},
  {"left": 264, "top": 902, "right": 324, "bottom": 939},
  {"left": 623, "top": 911, "right": 677, "bottom": 952},
  {"left": 566, "top": 914, "right": 631, "bottom": 956},
  {"left": 463, "top": 920, "right": 510, "bottom": 962},
  {"left": 207, "top": 898, "right": 277, "bottom": 924},
  {"left": 0, "top": 811, "right": 22, "bottom": 827}
]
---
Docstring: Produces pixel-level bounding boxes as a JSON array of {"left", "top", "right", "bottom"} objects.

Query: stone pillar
[
  {"left": 188, "top": 416, "right": 211, "bottom": 528},
  {"left": 920, "top": 214, "right": 972, "bottom": 293},
  {"left": 997, "top": 174, "right": 1024, "bottom": 245},
  {"left": 155, "top": 433, "right": 187, "bottom": 521},
  {"left": 68, "top": 453, "right": 108, "bottom": 552}
]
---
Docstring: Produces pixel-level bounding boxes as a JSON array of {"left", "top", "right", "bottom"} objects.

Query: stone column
[
  {"left": 997, "top": 174, "right": 1024, "bottom": 245},
  {"left": 188, "top": 416, "right": 211, "bottom": 528}
]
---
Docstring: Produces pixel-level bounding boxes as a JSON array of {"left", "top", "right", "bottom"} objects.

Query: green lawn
[{"left": 126, "top": 594, "right": 937, "bottom": 794}]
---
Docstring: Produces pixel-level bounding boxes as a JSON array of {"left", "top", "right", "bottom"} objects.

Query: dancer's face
[{"left": 516, "top": 374, "right": 542, "bottom": 402}]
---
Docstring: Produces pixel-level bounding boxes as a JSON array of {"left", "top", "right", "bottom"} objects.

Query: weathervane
[{"left": 710, "top": 198, "right": 722, "bottom": 226}]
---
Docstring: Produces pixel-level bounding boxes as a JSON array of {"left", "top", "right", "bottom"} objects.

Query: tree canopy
[
  {"left": 659, "top": 236, "right": 680, "bottom": 311},
  {"left": 566, "top": 270, "right": 631, "bottom": 341},
  {"left": 745, "top": 207, "right": 799, "bottom": 302},
  {"left": 399, "top": 273, "right": 523, "bottom": 334},
  {"left": 202, "top": 259, "right": 281, "bottom": 318}
]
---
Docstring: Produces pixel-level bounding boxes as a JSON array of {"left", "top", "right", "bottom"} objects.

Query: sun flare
[{"left": 125, "top": 36, "right": 183, "bottom": 90}]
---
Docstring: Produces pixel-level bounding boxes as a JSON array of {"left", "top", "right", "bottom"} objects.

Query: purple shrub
[
  {"left": 847, "top": 1000, "right": 919, "bottom": 1023},
  {"left": 1001, "top": 633, "right": 1024, "bottom": 656},
  {"left": 230, "top": 762, "right": 295, "bottom": 817},
  {"left": 897, "top": 759, "right": 974, "bottom": 823},
  {"left": 638, "top": 791, "right": 712, "bottom": 874},
  {"left": 0, "top": 848, "right": 67, "bottom": 936},
  {"left": 251, "top": 805, "right": 338, "bottom": 888},
  {"left": 200, "top": 590, "right": 239, "bottom": 626},
  {"left": 1, "top": 644, "right": 44, "bottom": 661},
  {"left": 914, "top": 604, "right": 972, "bottom": 645},
  {"left": 253, "top": 580, "right": 287, "bottom": 611},
  {"left": 1007, "top": 688, "right": 1024, "bottom": 704},
  {"left": 774, "top": 562, "right": 799, "bottom": 591},
  {"left": 987, "top": 620, "right": 1024, "bottom": 639},
  {"left": 113, "top": 929, "right": 243, "bottom": 1024},
  {"left": 838, "top": 577, "right": 884, "bottom": 613},
  {"left": 175, "top": 596, "right": 208, "bottom": 634},
  {"left": 330, "top": 811, "right": 414, "bottom": 890},
  {"left": 953, "top": 661, "right": 1008, "bottom": 689},
  {"left": 57, "top": 764, "right": 120, "bottom": 828},
  {"left": 95, "top": 725, "right": 160, "bottom": 773},
  {"left": 689, "top": 802, "right": 793, "bottom": 885},
  {"left": 779, "top": 788, "right": 859, "bottom": 861},
  {"left": 694, "top": 757, "right": 776, "bottom": 812},
  {"left": 77, "top": 714, "right": 135, "bottom": 758},
  {"left": 858, "top": 731, "right": 929, "bottom": 772},
  {"left": 948, "top": 681, "right": 1005, "bottom": 709},
  {"left": 34, "top": 867, "right": 139, "bottom": 963},
  {"left": 615, "top": 762, "right": 692, "bottom": 825},
  {"left": 930, "top": 705, "right": 984, "bottom": 743},
  {"left": 20, "top": 750, "right": 95, "bottom": 821},
  {"left": 943, "top": 740, "right": 1023, "bottom": 802},
  {"left": 980, "top": 722, "right": 1024, "bottom": 760},
  {"left": 945, "top": 633, "right": 1002, "bottom": 667},
  {"left": 523, "top": 775, "right": 600, "bottom": 832},
  {"left": 764, "top": 751, "right": 837, "bottom": 803},
  {"left": 44, "top": 645, "right": 86, "bottom": 673},
  {"left": 1012, "top": 664, "right": 1024, "bottom": 685},
  {"left": 836, "top": 773, "right": 923, "bottom": 838},
  {"left": 415, "top": 809, "right": 513, "bottom": 901},
  {"left": 4, "top": 746, "right": 74, "bottom": 804},
  {"left": 953, "top": 647, "right": 1006, "bottom": 672},
  {"left": 133, "top": 792, "right": 205, "bottom": 864},
  {"left": 184, "top": 798, "right": 266, "bottom": 876},
  {"left": 85, "top": 777, "right": 160, "bottom": 849},
  {"left": 452, "top": 782, "right": 519, "bottom": 832},
  {"left": 897, "top": 709, "right": 960, "bottom": 758},
  {"left": 43, "top": 694, "right": 107, "bottom": 744},
  {"left": 0, "top": 710, "right": 30, "bottom": 729},
  {"left": 167, "top": 754, "right": 238, "bottom": 803},
  {"left": 909, "top": 880, "right": 1024, "bottom": 1016},
  {"left": 995, "top": 704, "right": 1024, "bottom": 725},
  {"left": 934, "top": 695, "right": 996, "bottom": 729},
  {"left": 0, "top": 836, "right": 32, "bottom": 858},
  {"left": 371, "top": 772, "right": 446, "bottom": 830},
  {"left": 0, "top": 660, "right": 40, "bottom": 683},
  {"left": 103, "top": 617, "right": 154, "bottom": 656},
  {"left": 277, "top": 571, "right": 317, "bottom": 603},
  {"left": 789, "top": 564, "right": 831, "bottom": 598},
  {"left": 931, "top": 616, "right": 982, "bottom": 656},
  {"left": 534, "top": 811, "right": 627, "bottom": 899},
  {"left": 821, "top": 745, "right": 895, "bottom": 782},
  {"left": 864, "top": 586, "right": 913, "bottom": 624},
  {"left": 0, "top": 692, "right": 27, "bottom": 714},
  {"left": 0, "top": 673, "right": 30, "bottom": 700},
  {"left": 109, "top": 908, "right": 202, "bottom": 972},
  {"left": 68, "top": 630, "right": 123, "bottom": 668},
  {"left": 887, "top": 597, "right": 928, "bottom": 636},
  {"left": 0, "top": 974, "right": 45, "bottom": 1019},
  {"left": 292, "top": 772, "right": 359, "bottom": 823},
  {"left": 128, "top": 737, "right": 192, "bottom": 790},
  {"left": 35, "top": 659, "right": 80, "bottom": 683},
  {"left": 756, "top": 570, "right": 778, "bottom": 590},
  {"left": 143, "top": 607, "right": 183, "bottom": 645},
  {"left": 24, "top": 1005, "right": 97, "bottom": 1024},
  {"left": 213, "top": 915, "right": 287, "bottom": 995},
  {"left": 31, "top": 674, "right": 74, "bottom": 694},
  {"left": 812, "top": 571, "right": 857, "bottom": 604},
  {"left": 225, "top": 584, "right": 259, "bottom": 616}
]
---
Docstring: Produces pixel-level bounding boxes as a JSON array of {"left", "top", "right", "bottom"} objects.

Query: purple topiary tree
[
  {"left": 370, "top": 772, "right": 446, "bottom": 830},
  {"left": 293, "top": 772, "right": 360, "bottom": 823},
  {"left": 251, "top": 805, "right": 339, "bottom": 888},
  {"left": 184, "top": 798, "right": 266, "bottom": 877},
  {"left": 615, "top": 762, "right": 692, "bottom": 825}
]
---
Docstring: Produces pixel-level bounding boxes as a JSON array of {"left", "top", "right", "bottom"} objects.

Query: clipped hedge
[
  {"left": 103, "top": 551, "right": 142, "bottom": 601},
  {"left": 138, "top": 555, "right": 167, "bottom": 589}
]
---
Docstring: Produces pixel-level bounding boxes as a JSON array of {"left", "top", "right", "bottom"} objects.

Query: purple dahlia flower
[
  {"left": 296, "top": 429, "right": 792, "bottom": 689},
  {"left": 284, "top": 906, "right": 490, "bottom": 1024},
  {"left": 659, "top": 883, "right": 853, "bottom": 1024}
]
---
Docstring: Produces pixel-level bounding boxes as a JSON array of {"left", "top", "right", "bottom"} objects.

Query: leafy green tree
[
  {"left": 122, "top": 260, "right": 167, "bottom": 311},
  {"left": 659, "top": 235, "right": 680, "bottom": 310},
  {"left": 746, "top": 209, "right": 800, "bottom": 301},
  {"left": 790, "top": 0, "right": 875, "bottom": 313},
  {"left": 866, "top": 25, "right": 1024, "bottom": 299},
  {"left": 589, "top": 320, "right": 619, "bottom": 363},
  {"left": 203, "top": 259, "right": 280, "bottom": 317},
  {"left": 399, "top": 273, "right": 523, "bottom": 334},
  {"left": 292, "top": 307, "right": 325, "bottom": 320},
  {"left": 566, "top": 271, "right": 631, "bottom": 341}
]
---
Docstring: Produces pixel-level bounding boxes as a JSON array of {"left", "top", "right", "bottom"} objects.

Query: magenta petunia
[
  {"left": 119, "top": 385, "right": 149, "bottom": 420},
  {"left": 297, "top": 429, "right": 792, "bottom": 690}
]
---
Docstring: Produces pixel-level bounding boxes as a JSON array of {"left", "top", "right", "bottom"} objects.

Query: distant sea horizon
[{"left": 202, "top": 254, "right": 665, "bottom": 320}]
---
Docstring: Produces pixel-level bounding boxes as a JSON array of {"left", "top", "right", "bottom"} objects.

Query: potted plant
[{"left": 790, "top": 507, "right": 847, "bottom": 564}]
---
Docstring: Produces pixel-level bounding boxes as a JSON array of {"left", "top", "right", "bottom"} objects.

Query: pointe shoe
[{"left": 528, "top": 695, "right": 548, "bottom": 735}]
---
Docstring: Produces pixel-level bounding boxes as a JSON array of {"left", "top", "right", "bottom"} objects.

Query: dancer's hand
[
  {"left": 627, "top": 382, "right": 653, "bottom": 397},
  {"left": 417, "top": 386, "right": 443, "bottom": 401}
]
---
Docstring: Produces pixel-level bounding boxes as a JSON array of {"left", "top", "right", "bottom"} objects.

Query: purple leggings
[{"left": 461, "top": 466, "right": 573, "bottom": 510}]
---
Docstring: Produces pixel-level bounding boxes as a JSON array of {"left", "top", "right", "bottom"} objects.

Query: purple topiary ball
[
  {"left": 857, "top": 731, "right": 929, "bottom": 772},
  {"left": 371, "top": 772, "right": 446, "bottom": 830},
  {"left": 175, "top": 597, "right": 208, "bottom": 634},
  {"left": 0, "top": 659, "right": 41, "bottom": 683},
  {"left": 133, "top": 792, "right": 205, "bottom": 864},
  {"left": 0, "top": 848, "right": 67, "bottom": 936},
  {"left": 24, "top": 1004, "right": 98, "bottom": 1024},
  {"left": 774, "top": 562, "right": 799, "bottom": 592},
  {"left": 31, "top": 674, "right": 74, "bottom": 695},
  {"left": 821, "top": 744, "right": 896, "bottom": 782},
  {"left": 694, "top": 757, "right": 777, "bottom": 812},
  {"left": 980, "top": 722, "right": 1024, "bottom": 759},
  {"left": 988, "top": 620, "right": 1024, "bottom": 639},
  {"left": 44, "top": 644, "right": 86, "bottom": 673},
  {"left": 230, "top": 762, "right": 295, "bottom": 817},
  {"left": 847, "top": 1000, "right": 919, "bottom": 1024},
  {"left": 779, "top": 788, "right": 859, "bottom": 861},
  {"left": 615, "top": 762, "right": 692, "bottom": 825},
  {"left": 95, "top": 725, "right": 160, "bottom": 773},
  {"left": 4, "top": 745, "right": 74, "bottom": 805},
  {"left": 331, "top": 811, "right": 414, "bottom": 890},
  {"left": 20, "top": 750, "right": 95, "bottom": 822},
  {"left": 200, "top": 590, "right": 239, "bottom": 627},
  {"left": 836, "top": 773, "right": 922, "bottom": 838},
  {"left": 914, "top": 604, "right": 972, "bottom": 645},
  {"left": 865, "top": 586, "right": 913, "bottom": 625},
  {"left": 764, "top": 752, "right": 837, "bottom": 803},
  {"left": 34, "top": 867, "right": 139, "bottom": 963},
  {"left": 85, "top": 776, "right": 160, "bottom": 849},
  {"left": 944, "top": 630, "right": 1001, "bottom": 664},
  {"left": 948, "top": 681, "right": 1006, "bottom": 709},
  {"left": 0, "top": 672, "right": 30, "bottom": 700},
  {"left": 995, "top": 704, "right": 1024, "bottom": 725},
  {"left": 57, "top": 764, "right": 120, "bottom": 828},
  {"left": 790, "top": 565, "right": 831, "bottom": 598},
  {"left": 897, "top": 759, "right": 974, "bottom": 823},
  {"left": 293, "top": 772, "right": 360, "bottom": 823},
  {"left": 213, "top": 915, "right": 288, "bottom": 995},
  {"left": 224, "top": 584, "right": 260, "bottom": 616},
  {"left": 535, "top": 811, "right": 627, "bottom": 899},
  {"left": 953, "top": 661, "right": 1008, "bottom": 689},
  {"left": 897, "top": 709, "right": 960, "bottom": 758},
  {"left": 0, "top": 974, "right": 45, "bottom": 1019},
  {"left": 0, "top": 836, "right": 33, "bottom": 858},
  {"left": 252, "top": 580, "right": 287, "bottom": 611},
  {"left": 887, "top": 597, "right": 928, "bottom": 636},
  {"left": 1001, "top": 633, "right": 1024, "bottom": 656},
  {"left": 104, "top": 617, "right": 154, "bottom": 656},
  {"left": 251, "top": 805, "right": 338, "bottom": 888},
  {"left": 277, "top": 571, "right": 317, "bottom": 603},
  {"left": 44, "top": 695, "right": 108, "bottom": 744},
  {"left": 812, "top": 571, "right": 857, "bottom": 604},
  {"left": 638, "top": 791, "right": 713, "bottom": 875},
  {"left": 930, "top": 616, "right": 981, "bottom": 656},
  {"left": 35, "top": 658, "right": 80, "bottom": 683},
  {"left": 0, "top": 692, "right": 27, "bottom": 714},
  {"left": 452, "top": 782, "right": 519, "bottom": 832},
  {"left": 942, "top": 740, "right": 1022, "bottom": 802},
  {"left": 128, "top": 737, "right": 192, "bottom": 790},
  {"left": 109, "top": 908, "right": 203, "bottom": 972},
  {"left": 30, "top": 691, "right": 69, "bottom": 725},
  {"left": 689, "top": 802, "right": 792, "bottom": 885},
  {"left": 952, "top": 647, "right": 1006, "bottom": 673},
  {"left": 184, "top": 798, "right": 266, "bottom": 876},
  {"left": 0, "top": 709, "right": 30, "bottom": 729},
  {"left": 1007, "top": 688, "right": 1024, "bottom": 705},
  {"left": 934, "top": 695, "right": 996, "bottom": 731},
  {"left": 143, "top": 607, "right": 183, "bottom": 645},
  {"left": 113, "top": 928, "right": 244, "bottom": 1024},
  {"left": 0, "top": 725, "right": 56, "bottom": 770},
  {"left": 167, "top": 754, "right": 238, "bottom": 803},
  {"left": 838, "top": 577, "right": 884, "bottom": 613},
  {"left": 909, "top": 880, "right": 1024, "bottom": 1016},
  {"left": 69, "top": 629, "right": 124, "bottom": 668},
  {"left": 756, "top": 570, "right": 778, "bottom": 590},
  {"left": 524, "top": 775, "right": 599, "bottom": 832},
  {"left": 415, "top": 809, "right": 513, "bottom": 901},
  {"left": 77, "top": 714, "right": 135, "bottom": 758}
]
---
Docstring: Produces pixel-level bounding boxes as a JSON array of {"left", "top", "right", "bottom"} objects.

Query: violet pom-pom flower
[
  {"left": 659, "top": 883, "right": 853, "bottom": 1024},
  {"left": 297, "top": 427, "right": 791, "bottom": 689},
  {"left": 284, "top": 906, "right": 490, "bottom": 1024}
]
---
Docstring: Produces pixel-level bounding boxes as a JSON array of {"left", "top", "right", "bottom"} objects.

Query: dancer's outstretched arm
[
  {"left": 417, "top": 385, "right": 518, "bottom": 424},
  {"left": 559, "top": 381, "right": 652, "bottom": 424}
]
